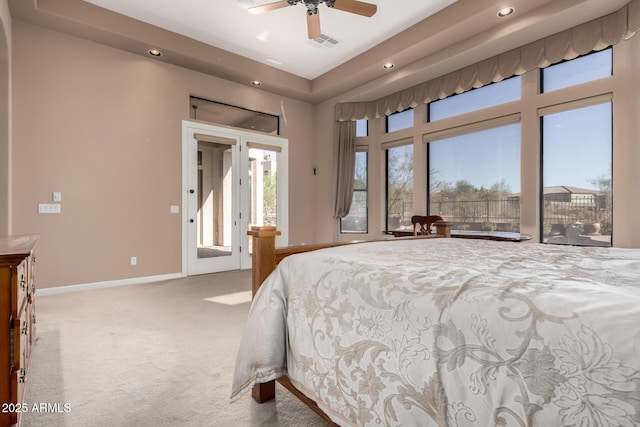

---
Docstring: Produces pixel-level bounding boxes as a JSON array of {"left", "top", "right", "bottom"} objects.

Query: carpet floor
[{"left": 20, "top": 270, "right": 329, "bottom": 427}]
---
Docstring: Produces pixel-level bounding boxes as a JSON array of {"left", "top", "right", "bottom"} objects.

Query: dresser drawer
[
  {"left": 13, "top": 307, "right": 28, "bottom": 371},
  {"left": 12, "top": 259, "right": 28, "bottom": 317},
  {"left": 27, "top": 303, "right": 36, "bottom": 349},
  {"left": 26, "top": 254, "right": 35, "bottom": 302},
  {"left": 10, "top": 365, "right": 27, "bottom": 426}
]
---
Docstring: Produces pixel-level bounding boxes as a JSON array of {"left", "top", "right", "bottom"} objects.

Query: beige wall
[
  {"left": 10, "top": 20, "right": 317, "bottom": 288},
  {"left": 0, "top": 0, "right": 10, "bottom": 235}
]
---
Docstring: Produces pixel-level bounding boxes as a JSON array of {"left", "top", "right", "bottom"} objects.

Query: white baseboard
[{"left": 37, "top": 272, "right": 186, "bottom": 296}]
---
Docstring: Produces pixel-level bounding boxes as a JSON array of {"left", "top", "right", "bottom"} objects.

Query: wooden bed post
[
  {"left": 248, "top": 226, "right": 281, "bottom": 297},
  {"left": 247, "top": 226, "right": 281, "bottom": 403}
]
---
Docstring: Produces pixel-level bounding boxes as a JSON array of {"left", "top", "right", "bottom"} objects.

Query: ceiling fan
[{"left": 248, "top": 0, "right": 377, "bottom": 39}]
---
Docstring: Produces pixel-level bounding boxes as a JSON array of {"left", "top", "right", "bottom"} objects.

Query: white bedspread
[{"left": 231, "top": 238, "right": 640, "bottom": 426}]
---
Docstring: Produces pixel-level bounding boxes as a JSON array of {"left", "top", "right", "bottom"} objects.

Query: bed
[{"left": 231, "top": 226, "right": 640, "bottom": 426}]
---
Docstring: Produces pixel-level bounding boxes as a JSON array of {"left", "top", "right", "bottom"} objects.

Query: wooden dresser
[{"left": 0, "top": 235, "right": 38, "bottom": 427}]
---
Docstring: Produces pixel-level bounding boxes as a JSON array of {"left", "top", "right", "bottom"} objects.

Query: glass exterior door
[
  {"left": 183, "top": 121, "right": 288, "bottom": 275},
  {"left": 197, "top": 140, "right": 233, "bottom": 258},
  {"left": 248, "top": 146, "right": 279, "bottom": 229},
  {"left": 244, "top": 140, "right": 287, "bottom": 261},
  {"left": 187, "top": 131, "right": 240, "bottom": 274}
]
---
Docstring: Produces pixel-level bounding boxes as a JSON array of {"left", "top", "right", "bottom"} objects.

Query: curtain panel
[
  {"left": 334, "top": 0, "right": 640, "bottom": 122},
  {"left": 333, "top": 120, "right": 357, "bottom": 219}
]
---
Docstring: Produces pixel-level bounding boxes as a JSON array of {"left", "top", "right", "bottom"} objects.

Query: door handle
[
  {"left": 189, "top": 219, "right": 194, "bottom": 223},
  {"left": 189, "top": 189, "right": 195, "bottom": 194}
]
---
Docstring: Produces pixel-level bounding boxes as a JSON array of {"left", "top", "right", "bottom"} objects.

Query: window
[
  {"left": 356, "top": 119, "right": 368, "bottom": 137},
  {"left": 541, "top": 48, "right": 612, "bottom": 93},
  {"left": 428, "top": 122, "right": 521, "bottom": 232},
  {"left": 386, "top": 109, "right": 413, "bottom": 133},
  {"left": 429, "top": 77, "right": 521, "bottom": 121},
  {"left": 189, "top": 96, "right": 279, "bottom": 134},
  {"left": 340, "top": 150, "right": 368, "bottom": 233},
  {"left": 385, "top": 143, "right": 414, "bottom": 231},
  {"left": 541, "top": 100, "right": 612, "bottom": 246}
]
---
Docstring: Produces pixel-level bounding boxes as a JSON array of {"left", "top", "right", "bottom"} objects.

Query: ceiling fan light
[{"left": 250, "top": 0, "right": 378, "bottom": 39}]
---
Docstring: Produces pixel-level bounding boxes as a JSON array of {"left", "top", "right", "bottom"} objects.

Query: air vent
[{"left": 307, "top": 34, "right": 340, "bottom": 48}]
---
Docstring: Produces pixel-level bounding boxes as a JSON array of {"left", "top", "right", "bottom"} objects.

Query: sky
[
  {"left": 429, "top": 123, "right": 522, "bottom": 193},
  {"left": 542, "top": 103, "right": 611, "bottom": 190}
]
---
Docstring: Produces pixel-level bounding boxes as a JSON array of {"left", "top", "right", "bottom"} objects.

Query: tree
[
  {"left": 263, "top": 171, "right": 276, "bottom": 209},
  {"left": 387, "top": 145, "right": 414, "bottom": 227}
]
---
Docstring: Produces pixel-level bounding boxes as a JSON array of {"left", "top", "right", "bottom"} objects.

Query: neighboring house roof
[
  {"left": 508, "top": 186, "right": 601, "bottom": 198},
  {"left": 542, "top": 186, "right": 599, "bottom": 195}
]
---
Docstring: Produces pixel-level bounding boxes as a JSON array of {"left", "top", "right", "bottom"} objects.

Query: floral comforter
[{"left": 231, "top": 238, "right": 640, "bottom": 426}]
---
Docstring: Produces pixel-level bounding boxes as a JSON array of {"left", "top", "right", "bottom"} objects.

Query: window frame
[
  {"left": 384, "top": 141, "right": 414, "bottom": 232},
  {"left": 425, "top": 119, "right": 522, "bottom": 232},
  {"left": 340, "top": 148, "right": 369, "bottom": 234},
  {"left": 538, "top": 96, "right": 613, "bottom": 247},
  {"left": 427, "top": 76, "right": 521, "bottom": 123},
  {"left": 386, "top": 108, "right": 414, "bottom": 133},
  {"left": 358, "top": 46, "right": 617, "bottom": 243},
  {"left": 356, "top": 119, "right": 368, "bottom": 137},
  {"left": 540, "top": 47, "right": 613, "bottom": 93}
]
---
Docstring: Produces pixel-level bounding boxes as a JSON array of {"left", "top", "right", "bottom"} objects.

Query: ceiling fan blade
[
  {"left": 248, "top": 1, "right": 290, "bottom": 15},
  {"left": 331, "top": 0, "right": 377, "bottom": 17},
  {"left": 307, "top": 12, "right": 321, "bottom": 39}
]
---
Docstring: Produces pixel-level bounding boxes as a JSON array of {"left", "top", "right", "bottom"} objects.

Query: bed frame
[{"left": 246, "top": 225, "right": 449, "bottom": 425}]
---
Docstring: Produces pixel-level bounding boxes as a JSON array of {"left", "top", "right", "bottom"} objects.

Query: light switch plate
[
  {"left": 52, "top": 192, "right": 62, "bottom": 202},
  {"left": 170, "top": 205, "right": 180, "bottom": 214},
  {"left": 39, "top": 204, "right": 61, "bottom": 214}
]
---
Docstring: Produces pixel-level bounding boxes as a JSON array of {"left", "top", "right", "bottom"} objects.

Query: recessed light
[
  {"left": 148, "top": 49, "right": 162, "bottom": 57},
  {"left": 251, "top": 80, "right": 262, "bottom": 86},
  {"left": 383, "top": 62, "right": 395, "bottom": 70},
  {"left": 497, "top": 7, "right": 514, "bottom": 17}
]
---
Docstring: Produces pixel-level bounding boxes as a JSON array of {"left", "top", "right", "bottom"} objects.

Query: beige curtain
[
  {"left": 335, "top": 0, "right": 640, "bottom": 121},
  {"left": 333, "top": 121, "right": 357, "bottom": 219}
]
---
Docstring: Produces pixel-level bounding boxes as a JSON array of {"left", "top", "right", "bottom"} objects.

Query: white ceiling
[{"left": 82, "top": 0, "right": 457, "bottom": 79}]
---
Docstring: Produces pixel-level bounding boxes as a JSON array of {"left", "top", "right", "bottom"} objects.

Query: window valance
[{"left": 334, "top": 0, "right": 640, "bottom": 122}]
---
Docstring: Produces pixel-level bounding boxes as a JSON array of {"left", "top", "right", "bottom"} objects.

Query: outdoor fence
[
  {"left": 542, "top": 195, "right": 610, "bottom": 224},
  {"left": 430, "top": 198, "right": 520, "bottom": 226},
  {"left": 387, "top": 198, "right": 414, "bottom": 229},
  {"left": 384, "top": 195, "right": 611, "bottom": 234}
]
